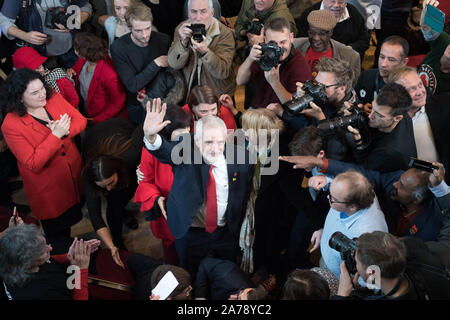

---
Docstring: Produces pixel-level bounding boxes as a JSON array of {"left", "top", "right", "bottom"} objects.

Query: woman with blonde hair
[
  {"left": 103, "top": 0, "right": 138, "bottom": 46},
  {"left": 239, "top": 108, "right": 316, "bottom": 292}
]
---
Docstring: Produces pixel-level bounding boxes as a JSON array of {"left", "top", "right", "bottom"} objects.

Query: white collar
[{"left": 320, "top": 2, "right": 350, "bottom": 23}]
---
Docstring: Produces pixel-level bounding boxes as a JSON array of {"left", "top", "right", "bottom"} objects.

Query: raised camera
[
  {"left": 258, "top": 40, "right": 284, "bottom": 72},
  {"left": 44, "top": 7, "right": 70, "bottom": 29},
  {"left": 317, "top": 106, "right": 368, "bottom": 135},
  {"left": 188, "top": 23, "right": 206, "bottom": 42},
  {"left": 282, "top": 80, "right": 329, "bottom": 115},
  {"left": 329, "top": 231, "right": 357, "bottom": 275},
  {"left": 243, "top": 20, "right": 263, "bottom": 35}
]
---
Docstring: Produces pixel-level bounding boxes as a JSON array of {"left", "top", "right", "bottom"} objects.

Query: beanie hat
[
  {"left": 13, "top": 47, "right": 47, "bottom": 70},
  {"left": 307, "top": 10, "right": 337, "bottom": 31}
]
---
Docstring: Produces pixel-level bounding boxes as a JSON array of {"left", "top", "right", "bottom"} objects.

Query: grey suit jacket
[{"left": 293, "top": 37, "right": 361, "bottom": 85}]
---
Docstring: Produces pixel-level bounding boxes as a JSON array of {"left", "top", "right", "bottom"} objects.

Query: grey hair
[
  {"left": 0, "top": 224, "right": 46, "bottom": 287},
  {"left": 187, "top": 0, "right": 214, "bottom": 11},
  {"left": 194, "top": 115, "right": 227, "bottom": 143}
]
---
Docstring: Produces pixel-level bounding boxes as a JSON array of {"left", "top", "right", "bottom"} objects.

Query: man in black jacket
[
  {"left": 335, "top": 232, "right": 450, "bottom": 300},
  {"left": 111, "top": 3, "right": 171, "bottom": 124},
  {"left": 355, "top": 35, "right": 409, "bottom": 106},
  {"left": 350, "top": 83, "right": 416, "bottom": 173},
  {"left": 296, "top": 0, "right": 370, "bottom": 59}
]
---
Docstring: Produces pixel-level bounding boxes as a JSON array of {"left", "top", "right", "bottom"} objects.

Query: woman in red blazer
[
  {"left": 0, "top": 69, "right": 87, "bottom": 239},
  {"left": 181, "top": 85, "right": 236, "bottom": 132},
  {"left": 134, "top": 106, "right": 191, "bottom": 265},
  {"left": 72, "top": 32, "right": 128, "bottom": 124}
]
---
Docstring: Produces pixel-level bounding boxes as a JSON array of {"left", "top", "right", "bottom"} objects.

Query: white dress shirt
[
  {"left": 144, "top": 135, "right": 229, "bottom": 228},
  {"left": 411, "top": 106, "right": 440, "bottom": 163}
]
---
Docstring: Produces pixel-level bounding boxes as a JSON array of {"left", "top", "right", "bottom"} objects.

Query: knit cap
[
  {"left": 307, "top": 10, "right": 337, "bottom": 31},
  {"left": 12, "top": 47, "right": 47, "bottom": 70}
]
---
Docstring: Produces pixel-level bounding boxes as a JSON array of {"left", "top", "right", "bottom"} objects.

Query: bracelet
[{"left": 354, "top": 138, "right": 362, "bottom": 144}]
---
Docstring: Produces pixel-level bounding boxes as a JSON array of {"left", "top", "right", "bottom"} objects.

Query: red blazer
[
  {"left": 134, "top": 147, "right": 175, "bottom": 243},
  {"left": 56, "top": 76, "right": 79, "bottom": 108},
  {"left": 181, "top": 104, "right": 236, "bottom": 132},
  {"left": 72, "top": 57, "right": 128, "bottom": 124},
  {"left": 1, "top": 92, "right": 87, "bottom": 220}
]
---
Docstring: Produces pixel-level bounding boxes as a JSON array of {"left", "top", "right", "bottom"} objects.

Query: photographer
[
  {"left": 335, "top": 231, "right": 450, "bottom": 300},
  {"left": 168, "top": 0, "right": 236, "bottom": 99},
  {"left": 0, "top": 0, "right": 92, "bottom": 67},
  {"left": 236, "top": 17, "right": 312, "bottom": 109},
  {"left": 271, "top": 57, "right": 359, "bottom": 162},
  {"left": 349, "top": 83, "right": 417, "bottom": 173},
  {"left": 279, "top": 156, "right": 450, "bottom": 267},
  {"left": 234, "top": 0, "right": 297, "bottom": 46}
]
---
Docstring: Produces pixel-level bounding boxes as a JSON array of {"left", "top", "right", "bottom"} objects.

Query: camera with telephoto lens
[
  {"left": 317, "top": 105, "right": 369, "bottom": 137},
  {"left": 188, "top": 23, "right": 206, "bottom": 42},
  {"left": 258, "top": 41, "right": 285, "bottom": 72},
  {"left": 282, "top": 80, "right": 329, "bottom": 115},
  {"left": 329, "top": 231, "right": 357, "bottom": 275},
  {"left": 243, "top": 19, "right": 263, "bottom": 35},
  {"left": 44, "top": 7, "right": 70, "bottom": 29}
]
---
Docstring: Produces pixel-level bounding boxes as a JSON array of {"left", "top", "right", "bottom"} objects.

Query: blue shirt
[{"left": 320, "top": 195, "right": 388, "bottom": 279}]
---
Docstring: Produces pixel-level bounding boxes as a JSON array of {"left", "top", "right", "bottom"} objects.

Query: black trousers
[
  {"left": 105, "top": 185, "right": 136, "bottom": 249},
  {"left": 175, "top": 226, "right": 237, "bottom": 281}
]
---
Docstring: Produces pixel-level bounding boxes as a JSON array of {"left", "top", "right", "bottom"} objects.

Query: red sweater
[{"left": 51, "top": 254, "right": 88, "bottom": 300}]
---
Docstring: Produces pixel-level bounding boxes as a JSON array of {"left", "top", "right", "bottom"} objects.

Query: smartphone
[
  {"left": 424, "top": 4, "right": 445, "bottom": 33},
  {"left": 13, "top": 206, "right": 18, "bottom": 225},
  {"left": 408, "top": 157, "right": 439, "bottom": 173}
]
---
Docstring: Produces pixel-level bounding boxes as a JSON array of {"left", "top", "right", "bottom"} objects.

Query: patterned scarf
[
  {"left": 44, "top": 68, "right": 75, "bottom": 94},
  {"left": 239, "top": 151, "right": 267, "bottom": 274}
]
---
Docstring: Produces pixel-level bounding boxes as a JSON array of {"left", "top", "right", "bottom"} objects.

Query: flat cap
[{"left": 307, "top": 10, "right": 337, "bottom": 31}]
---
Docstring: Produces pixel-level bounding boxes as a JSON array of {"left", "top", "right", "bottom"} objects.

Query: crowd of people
[{"left": 0, "top": 0, "right": 450, "bottom": 301}]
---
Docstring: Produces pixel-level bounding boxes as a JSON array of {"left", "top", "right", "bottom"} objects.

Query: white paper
[{"left": 151, "top": 271, "right": 179, "bottom": 300}]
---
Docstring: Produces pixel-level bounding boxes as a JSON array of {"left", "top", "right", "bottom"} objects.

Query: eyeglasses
[
  {"left": 311, "top": 79, "right": 342, "bottom": 89},
  {"left": 327, "top": 192, "right": 349, "bottom": 204}
]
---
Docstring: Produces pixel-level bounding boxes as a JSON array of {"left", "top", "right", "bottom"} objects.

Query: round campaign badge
[{"left": 417, "top": 64, "right": 437, "bottom": 94}]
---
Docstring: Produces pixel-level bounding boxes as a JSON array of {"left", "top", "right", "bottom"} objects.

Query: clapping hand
[{"left": 47, "top": 113, "right": 71, "bottom": 139}]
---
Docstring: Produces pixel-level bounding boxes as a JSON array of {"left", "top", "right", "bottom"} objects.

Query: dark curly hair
[
  {"left": 73, "top": 32, "right": 108, "bottom": 62},
  {"left": 0, "top": 68, "right": 53, "bottom": 117}
]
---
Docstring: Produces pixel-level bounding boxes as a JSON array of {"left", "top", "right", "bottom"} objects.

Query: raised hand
[{"left": 143, "top": 98, "right": 171, "bottom": 143}]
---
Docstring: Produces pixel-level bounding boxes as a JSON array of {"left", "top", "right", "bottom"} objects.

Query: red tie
[{"left": 205, "top": 165, "right": 217, "bottom": 233}]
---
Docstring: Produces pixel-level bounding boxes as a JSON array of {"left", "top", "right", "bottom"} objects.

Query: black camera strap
[
  {"left": 355, "top": 274, "right": 405, "bottom": 300},
  {"left": 280, "top": 45, "right": 295, "bottom": 66}
]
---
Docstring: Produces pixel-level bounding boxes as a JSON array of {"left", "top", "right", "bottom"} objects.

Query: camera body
[
  {"left": 282, "top": 80, "right": 329, "bottom": 115},
  {"left": 317, "top": 105, "right": 368, "bottom": 136},
  {"left": 258, "top": 41, "right": 285, "bottom": 71},
  {"left": 243, "top": 20, "right": 263, "bottom": 35},
  {"left": 329, "top": 231, "right": 357, "bottom": 275},
  {"left": 188, "top": 23, "right": 206, "bottom": 42},
  {"left": 44, "top": 7, "right": 70, "bottom": 29}
]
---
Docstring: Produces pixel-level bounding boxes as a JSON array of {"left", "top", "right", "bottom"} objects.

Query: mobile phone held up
[{"left": 408, "top": 157, "right": 439, "bottom": 173}]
